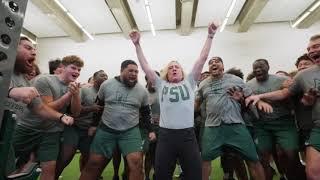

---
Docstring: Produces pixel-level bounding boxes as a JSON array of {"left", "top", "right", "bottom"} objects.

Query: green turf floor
[{"left": 60, "top": 154, "right": 279, "bottom": 180}]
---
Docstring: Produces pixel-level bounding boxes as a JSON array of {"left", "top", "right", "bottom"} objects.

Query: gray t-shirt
[
  {"left": 18, "top": 75, "right": 69, "bottom": 132},
  {"left": 6, "top": 73, "right": 41, "bottom": 119},
  {"left": 197, "top": 74, "right": 251, "bottom": 127},
  {"left": 98, "top": 78, "right": 149, "bottom": 131},
  {"left": 155, "top": 74, "right": 196, "bottom": 129},
  {"left": 75, "top": 86, "right": 98, "bottom": 129},
  {"left": 247, "top": 74, "right": 292, "bottom": 121},
  {"left": 289, "top": 65, "right": 320, "bottom": 127}
]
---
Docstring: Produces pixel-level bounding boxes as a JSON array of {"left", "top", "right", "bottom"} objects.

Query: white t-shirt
[{"left": 155, "top": 73, "right": 196, "bottom": 129}]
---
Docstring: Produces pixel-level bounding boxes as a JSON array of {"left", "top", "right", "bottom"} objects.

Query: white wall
[{"left": 36, "top": 22, "right": 320, "bottom": 84}]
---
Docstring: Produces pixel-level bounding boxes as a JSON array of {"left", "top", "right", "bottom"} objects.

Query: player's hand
[
  {"left": 68, "top": 82, "right": 80, "bottom": 95},
  {"left": 129, "top": 31, "right": 141, "bottom": 45},
  {"left": 148, "top": 132, "right": 156, "bottom": 142},
  {"left": 61, "top": 115, "right": 74, "bottom": 125},
  {"left": 245, "top": 95, "right": 261, "bottom": 106},
  {"left": 208, "top": 22, "right": 219, "bottom": 35},
  {"left": 257, "top": 100, "right": 273, "bottom": 113},
  {"left": 9, "top": 87, "right": 40, "bottom": 104},
  {"left": 227, "top": 86, "right": 244, "bottom": 102}
]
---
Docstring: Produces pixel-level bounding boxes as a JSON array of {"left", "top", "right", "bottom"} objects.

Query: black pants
[{"left": 155, "top": 127, "right": 202, "bottom": 180}]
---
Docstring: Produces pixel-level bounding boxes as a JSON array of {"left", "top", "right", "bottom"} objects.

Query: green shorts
[
  {"left": 253, "top": 119, "right": 299, "bottom": 152},
  {"left": 201, "top": 124, "right": 259, "bottom": 162},
  {"left": 90, "top": 124, "right": 143, "bottom": 158},
  {"left": 12, "top": 125, "right": 61, "bottom": 162},
  {"left": 305, "top": 127, "right": 320, "bottom": 152},
  {"left": 62, "top": 126, "right": 93, "bottom": 153}
]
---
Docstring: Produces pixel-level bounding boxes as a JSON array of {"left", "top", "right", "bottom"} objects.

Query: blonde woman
[{"left": 130, "top": 22, "right": 218, "bottom": 180}]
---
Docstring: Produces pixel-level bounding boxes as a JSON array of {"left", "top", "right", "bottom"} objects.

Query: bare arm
[
  {"left": 8, "top": 87, "right": 40, "bottom": 104},
  {"left": 32, "top": 103, "right": 74, "bottom": 125},
  {"left": 191, "top": 22, "right": 218, "bottom": 81},
  {"left": 245, "top": 89, "right": 291, "bottom": 106},
  {"left": 41, "top": 93, "right": 72, "bottom": 111},
  {"left": 130, "top": 31, "right": 157, "bottom": 84}
]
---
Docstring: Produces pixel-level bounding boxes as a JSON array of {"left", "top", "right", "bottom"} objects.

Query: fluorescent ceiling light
[
  {"left": 291, "top": 12, "right": 311, "bottom": 28},
  {"left": 65, "top": 12, "right": 94, "bottom": 40},
  {"left": 82, "top": 28, "right": 94, "bottom": 40},
  {"left": 309, "top": 0, "right": 320, "bottom": 11},
  {"left": 220, "top": 18, "right": 229, "bottom": 32},
  {"left": 31, "top": 0, "right": 93, "bottom": 41},
  {"left": 54, "top": 0, "right": 67, "bottom": 12},
  {"left": 144, "top": 0, "right": 156, "bottom": 36},
  {"left": 220, "top": 0, "right": 237, "bottom": 32},
  {"left": 292, "top": 0, "right": 320, "bottom": 28},
  {"left": 226, "top": 0, "right": 237, "bottom": 18},
  {"left": 150, "top": 23, "right": 156, "bottom": 36},
  {"left": 145, "top": 5, "right": 153, "bottom": 23}
]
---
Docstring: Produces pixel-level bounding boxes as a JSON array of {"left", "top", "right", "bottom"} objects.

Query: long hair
[{"left": 160, "top": 60, "right": 186, "bottom": 82}]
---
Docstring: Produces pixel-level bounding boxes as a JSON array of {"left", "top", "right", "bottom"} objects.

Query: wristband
[
  {"left": 59, "top": 114, "right": 67, "bottom": 122},
  {"left": 7, "top": 87, "right": 14, "bottom": 97}
]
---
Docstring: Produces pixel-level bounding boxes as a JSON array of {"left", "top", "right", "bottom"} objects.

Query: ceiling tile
[
  {"left": 59, "top": 0, "right": 121, "bottom": 34},
  {"left": 255, "top": 0, "right": 314, "bottom": 23},
  {"left": 24, "top": 1, "right": 67, "bottom": 37},
  {"left": 195, "top": 0, "right": 246, "bottom": 27},
  {"left": 128, "top": 0, "right": 176, "bottom": 31}
]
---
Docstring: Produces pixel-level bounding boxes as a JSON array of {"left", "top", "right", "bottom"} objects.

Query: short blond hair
[
  {"left": 62, "top": 55, "right": 84, "bottom": 67},
  {"left": 160, "top": 60, "right": 186, "bottom": 82},
  {"left": 310, "top": 34, "right": 320, "bottom": 41}
]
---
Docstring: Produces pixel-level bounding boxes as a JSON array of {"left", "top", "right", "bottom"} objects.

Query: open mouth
[
  {"left": 254, "top": 72, "right": 263, "bottom": 78},
  {"left": 129, "top": 77, "right": 136, "bottom": 82},
  {"left": 71, "top": 74, "right": 78, "bottom": 79},
  {"left": 211, "top": 67, "right": 218, "bottom": 72},
  {"left": 309, "top": 52, "right": 320, "bottom": 61},
  {"left": 26, "top": 58, "right": 34, "bottom": 67}
]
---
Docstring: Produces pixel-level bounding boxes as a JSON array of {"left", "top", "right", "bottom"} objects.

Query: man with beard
[
  {"left": 246, "top": 35, "right": 320, "bottom": 179},
  {"left": 246, "top": 59, "right": 304, "bottom": 180},
  {"left": 196, "top": 57, "right": 266, "bottom": 180},
  {"left": 80, "top": 60, "right": 156, "bottom": 180},
  {"left": 55, "top": 70, "right": 108, "bottom": 177},
  {"left": 12, "top": 54, "right": 83, "bottom": 180},
  {"left": 6, "top": 37, "right": 74, "bottom": 178}
]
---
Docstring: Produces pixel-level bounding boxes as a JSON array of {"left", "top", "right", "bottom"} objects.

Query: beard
[
  {"left": 123, "top": 78, "right": 137, "bottom": 88},
  {"left": 14, "top": 61, "right": 32, "bottom": 74}
]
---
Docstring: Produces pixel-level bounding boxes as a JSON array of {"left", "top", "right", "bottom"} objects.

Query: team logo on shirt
[
  {"left": 161, "top": 84, "right": 190, "bottom": 102},
  {"left": 204, "top": 81, "right": 223, "bottom": 97}
]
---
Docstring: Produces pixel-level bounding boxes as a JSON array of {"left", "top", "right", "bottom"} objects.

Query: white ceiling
[
  {"left": 128, "top": 0, "right": 176, "bottom": 31},
  {"left": 24, "top": 1, "right": 67, "bottom": 37},
  {"left": 59, "top": 0, "right": 121, "bottom": 34},
  {"left": 195, "top": 0, "right": 246, "bottom": 27},
  {"left": 23, "top": 0, "right": 319, "bottom": 38},
  {"left": 255, "top": 0, "right": 315, "bottom": 23}
]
